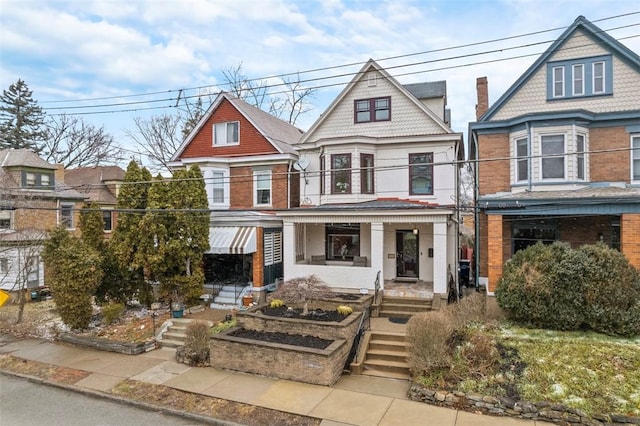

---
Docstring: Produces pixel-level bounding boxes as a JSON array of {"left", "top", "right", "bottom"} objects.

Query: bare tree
[
  {"left": 43, "top": 114, "right": 124, "bottom": 168},
  {"left": 126, "top": 114, "right": 183, "bottom": 174},
  {"left": 220, "top": 64, "right": 316, "bottom": 126}
]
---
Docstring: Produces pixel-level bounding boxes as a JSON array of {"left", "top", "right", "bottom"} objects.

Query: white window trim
[
  {"left": 213, "top": 121, "right": 240, "bottom": 146},
  {"left": 514, "top": 137, "right": 529, "bottom": 183},
  {"left": 572, "top": 64, "right": 584, "bottom": 96},
  {"left": 552, "top": 66, "right": 564, "bottom": 98},
  {"left": 632, "top": 135, "right": 640, "bottom": 183},
  {"left": 0, "top": 209, "right": 13, "bottom": 231},
  {"left": 208, "top": 169, "right": 229, "bottom": 208},
  {"left": 540, "top": 134, "right": 566, "bottom": 181},
  {"left": 253, "top": 170, "right": 272, "bottom": 207},
  {"left": 592, "top": 61, "right": 605, "bottom": 94},
  {"left": 575, "top": 133, "right": 587, "bottom": 181},
  {"left": 59, "top": 203, "right": 75, "bottom": 229}
]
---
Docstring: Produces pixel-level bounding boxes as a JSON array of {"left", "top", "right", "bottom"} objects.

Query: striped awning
[{"left": 208, "top": 226, "right": 256, "bottom": 254}]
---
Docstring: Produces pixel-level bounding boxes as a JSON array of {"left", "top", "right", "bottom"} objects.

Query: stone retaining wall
[
  {"left": 409, "top": 385, "right": 640, "bottom": 425},
  {"left": 237, "top": 308, "right": 362, "bottom": 340},
  {"left": 59, "top": 333, "right": 156, "bottom": 355},
  {"left": 211, "top": 327, "right": 349, "bottom": 386}
]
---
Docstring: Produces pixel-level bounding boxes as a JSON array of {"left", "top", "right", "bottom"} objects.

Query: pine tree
[{"left": 0, "top": 79, "right": 46, "bottom": 152}]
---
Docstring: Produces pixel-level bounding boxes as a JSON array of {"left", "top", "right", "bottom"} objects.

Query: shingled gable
[
  {"left": 171, "top": 92, "right": 303, "bottom": 160},
  {"left": 479, "top": 15, "right": 640, "bottom": 122},
  {"left": 296, "top": 58, "right": 454, "bottom": 146}
]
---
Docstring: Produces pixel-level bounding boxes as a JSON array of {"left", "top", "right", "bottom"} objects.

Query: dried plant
[{"left": 270, "top": 275, "right": 332, "bottom": 315}]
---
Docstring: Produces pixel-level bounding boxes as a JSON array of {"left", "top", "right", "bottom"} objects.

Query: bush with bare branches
[{"left": 269, "top": 275, "right": 332, "bottom": 315}]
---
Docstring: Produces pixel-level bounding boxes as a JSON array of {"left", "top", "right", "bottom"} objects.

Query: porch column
[
  {"left": 282, "top": 222, "right": 295, "bottom": 281},
  {"left": 433, "top": 222, "right": 447, "bottom": 295},
  {"left": 370, "top": 222, "right": 384, "bottom": 288},
  {"left": 487, "top": 215, "right": 504, "bottom": 294}
]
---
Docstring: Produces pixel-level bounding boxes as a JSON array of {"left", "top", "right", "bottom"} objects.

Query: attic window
[
  {"left": 354, "top": 97, "right": 391, "bottom": 123},
  {"left": 368, "top": 74, "right": 377, "bottom": 87},
  {"left": 546, "top": 55, "right": 612, "bottom": 100},
  {"left": 213, "top": 121, "right": 239, "bottom": 146}
]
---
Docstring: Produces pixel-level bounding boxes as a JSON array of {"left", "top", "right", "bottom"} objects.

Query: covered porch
[{"left": 280, "top": 205, "right": 457, "bottom": 298}]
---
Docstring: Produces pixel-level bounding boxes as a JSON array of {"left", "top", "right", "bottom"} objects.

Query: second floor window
[
  {"left": 552, "top": 66, "right": 564, "bottom": 98},
  {"left": 0, "top": 209, "right": 12, "bottom": 230},
  {"left": 576, "top": 134, "right": 585, "bottom": 180},
  {"left": 593, "top": 61, "right": 605, "bottom": 94},
  {"left": 354, "top": 97, "right": 391, "bottom": 123},
  {"left": 212, "top": 171, "right": 225, "bottom": 204},
  {"left": 409, "top": 153, "right": 433, "bottom": 195},
  {"left": 213, "top": 121, "right": 239, "bottom": 146},
  {"left": 516, "top": 138, "right": 529, "bottom": 182},
  {"left": 360, "top": 154, "right": 374, "bottom": 194},
  {"left": 320, "top": 156, "right": 325, "bottom": 195},
  {"left": 541, "top": 135, "right": 565, "bottom": 179},
  {"left": 254, "top": 171, "right": 271, "bottom": 206},
  {"left": 633, "top": 135, "right": 640, "bottom": 182},
  {"left": 60, "top": 204, "right": 74, "bottom": 229},
  {"left": 102, "top": 210, "right": 113, "bottom": 231},
  {"left": 331, "top": 154, "right": 351, "bottom": 193},
  {"left": 572, "top": 64, "right": 584, "bottom": 96}
]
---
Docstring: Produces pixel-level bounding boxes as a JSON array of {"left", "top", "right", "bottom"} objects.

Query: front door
[{"left": 396, "top": 230, "right": 418, "bottom": 278}]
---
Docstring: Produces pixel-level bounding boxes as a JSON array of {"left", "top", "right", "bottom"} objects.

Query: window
[
  {"left": 0, "top": 209, "right": 12, "bottom": 230},
  {"left": 213, "top": 121, "right": 239, "bottom": 146},
  {"left": 360, "top": 154, "right": 374, "bottom": 194},
  {"left": 26, "top": 256, "right": 39, "bottom": 287},
  {"left": 320, "top": 156, "right": 325, "bottom": 195},
  {"left": 547, "top": 55, "right": 612, "bottom": 99},
  {"left": 25, "top": 172, "right": 36, "bottom": 187},
  {"left": 21, "top": 172, "right": 54, "bottom": 188},
  {"left": 593, "top": 61, "right": 605, "bottom": 94},
  {"left": 572, "top": 64, "right": 584, "bottom": 96},
  {"left": 576, "top": 134, "right": 585, "bottom": 180},
  {"left": 515, "top": 138, "right": 529, "bottom": 182},
  {"left": 512, "top": 220, "right": 558, "bottom": 254},
  {"left": 254, "top": 170, "right": 271, "bottom": 206},
  {"left": 633, "top": 136, "right": 640, "bottom": 181},
  {"left": 102, "top": 210, "right": 113, "bottom": 231},
  {"left": 0, "top": 258, "right": 8, "bottom": 274},
  {"left": 354, "top": 97, "right": 391, "bottom": 123},
  {"left": 552, "top": 66, "right": 564, "bottom": 97},
  {"left": 60, "top": 204, "right": 74, "bottom": 229},
  {"left": 326, "top": 224, "right": 360, "bottom": 261},
  {"left": 211, "top": 171, "right": 225, "bottom": 204},
  {"left": 409, "top": 153, "right": 433, "bottom": 195},
  {"left": 331, "top": 154, "right": 351, "bottom": 194},
  {"left": 541, "top": 135, "right": 565, "bottom": 179}
]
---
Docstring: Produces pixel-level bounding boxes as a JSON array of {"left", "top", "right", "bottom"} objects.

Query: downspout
[
  {"left": 455, "top": 138, "right": 461, "bottom": 302},
  {"left": 472, "top": 131, "right": 480, "bottom": 291},
  {"left": 287, "top": 159, "right": 294, "bottom": 209}
]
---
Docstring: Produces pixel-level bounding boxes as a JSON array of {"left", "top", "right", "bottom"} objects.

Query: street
[{"left": 0, "top": 375, "right": 210, "bottom": 426}]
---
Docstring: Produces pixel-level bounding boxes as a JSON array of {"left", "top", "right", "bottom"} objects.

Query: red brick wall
[
  {"left": 621, "top": 214, "right": 640, "bottom": 270},
  {"left": 487, "top": 215, "right": 505, "bottom": 293},
  {"left": 180, "top": 99, "right": 280, "bottom": 158},
  {"left": 558, "top": 216, "right": 615, "bottom": 248},
  {"left": 229, "top": 164, "right": 294, "bottom": 210},
  {"left": 477, "top": 133, "right": 510, "bottom": 196},
  {"left": 253, "top": 227, "right": 264, "bottom": 287},
  {"left": 590, "top": 126, "right": 630, "bottom": 183}
]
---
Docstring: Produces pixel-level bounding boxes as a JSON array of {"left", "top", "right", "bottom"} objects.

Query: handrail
[
  {"left": 374, "top": 270, "right": 381, "bottom": 305},
  {"left": 344, "top": 304, "right": 371, "bottom": 371}
]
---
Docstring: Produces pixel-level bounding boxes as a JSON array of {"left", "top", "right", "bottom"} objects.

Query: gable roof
[
  {"left": 297, "top": 59, "right": 455, "bottom": 145},
  {"left": 480, "top": 15, "right": 640, "bottom": 122},
  {"left": 0, "top": 148, "right": 58, "bottom": 169},
  {"left": 171, "top": 92, "right": 303, "bottom": 160}
]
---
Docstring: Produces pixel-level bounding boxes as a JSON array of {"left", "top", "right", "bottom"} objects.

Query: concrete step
[
  {"left": 366, "top": 349, "right": 407, "bottom": 362},
  {"left": 368, "top": 340, "right": 405, "bottom": 352},
  {"left": 217, "top": 290, "right": 242, "bottom": 299},
  {"left": 382, "top": 296, "right": 432, "bottom": 305},
  {"left": 163, "top": 331, "right": 187, "bottom": 342},
  {"left": 214, "top": 296, "right": 238, "bottom": 305},
  {"left": 370, "top": 331, "right": 406, "bottom": 342},
  {"left": 361, "top": 368, "right": 409, "bottom": 380},
  {"left": 363, "top": 358, "right": 410, "bottom": 376},
  {"left": 380, "top": 302, "right": 432, "bottom": 312},
  {"left": 159, "top": 339, "right": 184, "bottom": 349}
]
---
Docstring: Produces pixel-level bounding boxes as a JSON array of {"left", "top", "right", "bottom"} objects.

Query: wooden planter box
[{"left": 211, "top": 327, "right": 349, "bottom": 386}]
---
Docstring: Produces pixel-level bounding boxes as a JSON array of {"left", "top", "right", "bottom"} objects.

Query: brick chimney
[{"left": 475, "top": 77, "right": 488, "bottom": 120}]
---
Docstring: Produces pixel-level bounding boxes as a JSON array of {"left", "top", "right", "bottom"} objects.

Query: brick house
[
  {"left": 279, "top": 59, "right": 464, "bottom": 300},
  {"left": 469, "top": 16, "right": 640, "bottom": 294},
  {"left": 0, "top": 148, "right": 86, "bottom": 291},
  {"left": 64, "top": 165, "right": 125, "bottom": 237},
  {"left": 168, "top": 92, "right": 303, "bottom": 302}
]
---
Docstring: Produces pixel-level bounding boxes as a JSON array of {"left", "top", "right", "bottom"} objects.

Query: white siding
[
  {"left": 310, "top": 70, "right": 446, "bottom": 141},
  {"left": 493, "top": 29, "right": 640, "bottom": 120}
]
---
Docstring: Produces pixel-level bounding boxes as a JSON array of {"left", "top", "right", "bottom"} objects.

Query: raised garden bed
[
  {"left": 311, "top": 293, "right": 373, "bottom": 312},
  {"left": 211, "top": 326, "right": 349, "bottom": 386},
  {"left": 59, "top": 332, "right": 156, "bottom": 355},
  {"left": 237, "top": 305, "right": 362, "bottom": 340}
]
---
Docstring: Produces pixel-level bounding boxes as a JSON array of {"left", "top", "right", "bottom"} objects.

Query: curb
[{"left": 0, "top": 369, "right": 242, "bottom": 426}]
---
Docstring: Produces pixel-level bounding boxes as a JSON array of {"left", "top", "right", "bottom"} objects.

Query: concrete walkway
[{"left": 0, "top": 332, "right": 551, "bottom": 426}]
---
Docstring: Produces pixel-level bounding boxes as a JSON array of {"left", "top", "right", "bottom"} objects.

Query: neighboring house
[
  {"left": 64, "top": 165, "right": 125, "bottom": 236},
  {"left": 469, "top": 16, "right": 640, "bottom": 294},
  {"left": 278, "top": 59, "right": 464, "bottom": 300},
  {"left": 169, "top": 92, "right": 303, "bottom": 300},
  {"left": 0, "top": 148, "right": 86, "bottom": 291}
]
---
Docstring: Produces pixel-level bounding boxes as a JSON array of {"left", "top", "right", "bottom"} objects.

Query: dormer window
[
  {"left": 547, "top": 55, "right": 612, "bottom": 100},
  {"left": 213, "top": 121, "right": 239, "bottom": 146},
  {"left": 22, "top": 171, "right": 54, "bottom": 189},
  {"left": 25, "top": 172, "right": 36, "bottom": 187}
]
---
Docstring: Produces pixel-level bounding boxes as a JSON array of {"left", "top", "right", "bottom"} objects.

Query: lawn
[{"left": 416, "top": 321, "right": 640, "bottom": 417}]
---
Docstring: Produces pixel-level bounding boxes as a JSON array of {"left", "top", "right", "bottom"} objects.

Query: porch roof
[{"left": 208, "top": 226, "right": 257, "bottom": 254}]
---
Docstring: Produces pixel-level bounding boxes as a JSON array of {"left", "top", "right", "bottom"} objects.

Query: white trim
[
  {"left": 213, "top": 121, "right": 240, "bottom": 146},
  {"left": 592, "top": 61, "right": 605, "bottom": 94},
  {"left": 572, "top": 63, "right": 584, "bottom": 96},
  {"left": 552, "top": 66, "right": 565, "bottom": 98},
  {"left": 632, "top": 135, "right": 640, "bottom": 183},
  {"left": 253, "top": 170, "right": 272, "bottom": 207}
]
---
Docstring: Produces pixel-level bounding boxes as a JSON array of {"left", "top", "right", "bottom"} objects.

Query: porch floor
[{"left": 382, "top": 280, "right": 433, "bottom": 299}]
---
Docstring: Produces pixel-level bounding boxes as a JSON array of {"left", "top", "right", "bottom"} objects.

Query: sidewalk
[{"left": 0, "top": 333, "right": 549, "bottom": 426}]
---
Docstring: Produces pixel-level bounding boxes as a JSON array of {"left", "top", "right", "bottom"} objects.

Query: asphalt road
[{"left": 0, "top": 375, "right": 210, "bottom": 426}]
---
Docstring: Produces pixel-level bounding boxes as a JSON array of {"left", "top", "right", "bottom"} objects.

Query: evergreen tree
[
  {"left": 79, "top": 203, "right": 106, "bottom": 253},
  {"left": 0, "top": 79, "right": 46, "bottom": 152}
]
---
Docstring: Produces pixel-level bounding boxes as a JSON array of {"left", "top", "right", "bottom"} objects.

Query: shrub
[
  {"left": 101, "top": 302, "right": 125, "bottom": 325},
  {"left": 407, "top": 310, "right": 455, "bottom": 376},
  {"left": 336, "top": 305, "right": 353, "bottom": 315},
  {"left": 496, "top": 242, "right": 587, "bottom": 331},
  {"left": 271, "top": 275, "right": 332, "bottom": 315},
  {"left": 577, "top": 243, "right": 640, "bottom": 337},
  {"left": 183, "top": 321, "right": 211, "bottom": 366},
  {"left": 269, "top": 299, "right": 284, "bottom": 308}
]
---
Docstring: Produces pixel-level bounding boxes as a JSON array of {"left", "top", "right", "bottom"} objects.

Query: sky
[{"left": 1, "top": 0, "right": 639, "bottom": 164}]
